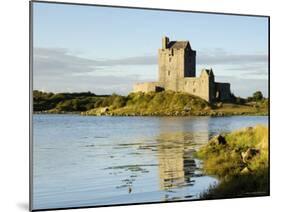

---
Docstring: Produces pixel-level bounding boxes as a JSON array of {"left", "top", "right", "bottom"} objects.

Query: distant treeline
[
  {"left": 33, "top": 90, "right": 109, "bottom": 112},
  {"left": 235, "top": 91, "right": 266, "bottom": 104}
]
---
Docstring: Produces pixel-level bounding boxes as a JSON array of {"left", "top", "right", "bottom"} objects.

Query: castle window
[
  {"left": 168, "top": 71, "right": 170, "bottom": 76},
  {"left": 193, "top": 88, "right": 196, "bottom": 93},
  {"left": 169, "top": 57, "right": 172, "bottom": 62}
]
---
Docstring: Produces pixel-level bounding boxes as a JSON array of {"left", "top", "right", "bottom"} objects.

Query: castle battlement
[{"left": 133, "top": 36, "right": 231, "bottom": 103}]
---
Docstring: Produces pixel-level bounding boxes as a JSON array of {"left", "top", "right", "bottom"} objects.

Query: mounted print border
[{"left": 30, "top": 1, "right": 270, "bottom": 211}]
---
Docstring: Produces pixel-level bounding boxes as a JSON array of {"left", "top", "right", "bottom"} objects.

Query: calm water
[{"left": 32, "top": 115, "right": 268, "bottom": 210}]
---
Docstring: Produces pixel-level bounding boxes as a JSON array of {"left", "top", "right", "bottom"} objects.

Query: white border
[{"left": 1, "top": 0, "right": 280, "bottom": 212}]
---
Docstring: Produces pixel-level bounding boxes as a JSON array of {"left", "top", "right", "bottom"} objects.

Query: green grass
[
  {"left": 83, "top": 91, "right": 210, "bottom": 116},
  {"left": 82, "top": 91, "right": 268, "bottom": 116},
  {"left": 33, "top": 90, "right": 107, "bottom": 112},
  {"left": 201, "top": 168, "right": 269, "bottom": 199},
  {"left": 213, "top": 101, "right": 268, "bottom": 116},
  {"left": 33, "top": 90, "right": 268, "bottom": 116},
  {"left": 195, "top": 125, "right": 269, "bottom": 199}
]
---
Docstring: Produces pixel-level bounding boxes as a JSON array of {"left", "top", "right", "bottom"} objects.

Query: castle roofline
[
  {"left": 162, "top": 36, "right": 193, "bottom": 50},
  {"left": 167, "top": 41, "right": 192, "bottom": 50},
  {"left": 201, "top": 68, "right": 214, "bottom": 77}
]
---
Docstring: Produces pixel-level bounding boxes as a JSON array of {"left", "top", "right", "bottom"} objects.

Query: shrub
[
  {"left": 112, "top": 96, "right": 127, "bottom": 108},
  {"left": 252, "top": 91, "right": 263, "bottom": 101}
]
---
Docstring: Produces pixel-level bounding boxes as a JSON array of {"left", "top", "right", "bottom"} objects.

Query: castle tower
[
  {"left": 158, "top": 36, "right": 196, "bottom": 88},
  {"left": 133, "top": 36, "right": 232, "bottom": 103},
  {"left": 199, "top": 69, "right": 216, "bottom": 102}
]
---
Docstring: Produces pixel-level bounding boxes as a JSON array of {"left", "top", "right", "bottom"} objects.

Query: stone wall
[
  {"left": 133, "top": 82, "right": 164, "bottom": 93},
  {"left": 133, "top": 70, "right": 217, "bottom": 102},
  {"left": 182, "top": 76, "right": 210, "bottom": 102}
]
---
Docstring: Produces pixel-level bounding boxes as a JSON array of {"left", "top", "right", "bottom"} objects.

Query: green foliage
[
  {"left": 34, "top": 90, "right": 268, "bottom": 116},
  {"left": 196, "top": 125, "right": 269, "bottom": 198},
  {"left": 201, "top": 167, "right": 269, "bottom": 199},
  {"left": 33, "top": 90, "right": 130, "bottom": 113},
  {"left": 252, "top": 91, "right": 264, "bottom": 101},
  {"left": 94, "top": 99, "right": 103, "bottom": 108},
  {"left": 33, "top": 90, "right": 107, "bottom": 112},
  {"left": 33, "top": 90, "right": 56, "bottom": 111},
  {"left": 247, "top": 91, "right": 266, "bottom": 102},
  {"left": 112, "top": 95, "right": 127, "bottom": 109}
]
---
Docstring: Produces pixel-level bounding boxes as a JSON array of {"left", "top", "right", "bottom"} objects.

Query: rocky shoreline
[
  {"left": 80, "top": 106, "right": 268, "bottom": 117},
  {"left": 34, "top": 110, "right": 268, "bottom": 117}
]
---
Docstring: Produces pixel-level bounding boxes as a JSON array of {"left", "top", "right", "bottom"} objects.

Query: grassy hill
[{"left": 82, "top": 91, "right": 210, "bottom": 116}]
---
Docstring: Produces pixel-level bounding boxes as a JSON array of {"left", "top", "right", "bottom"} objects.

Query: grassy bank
[
  {"left": 81, "top": 91, "right": 268, "bottom": 116},
  {"left": 195, "top": 125, "right": 269, "bottom": 199},
  {"left": 33, "top": 90, "right": 268, "bottom": 116},
  {"left": 82, "top": 91, "right": 209, "bottom": 116}
]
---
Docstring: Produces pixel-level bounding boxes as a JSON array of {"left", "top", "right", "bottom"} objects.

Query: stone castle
[{"left": 133, "top": 36, "right": 231, "bottom": 102}]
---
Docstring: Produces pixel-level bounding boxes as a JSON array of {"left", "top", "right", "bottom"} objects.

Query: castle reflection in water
[{"left": 155, "top": 117, "right": 211, "bottom": 191}]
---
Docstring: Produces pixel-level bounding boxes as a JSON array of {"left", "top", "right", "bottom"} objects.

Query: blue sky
[{"left": 33, "top": 2, "right": 268, "bottom": 97}]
